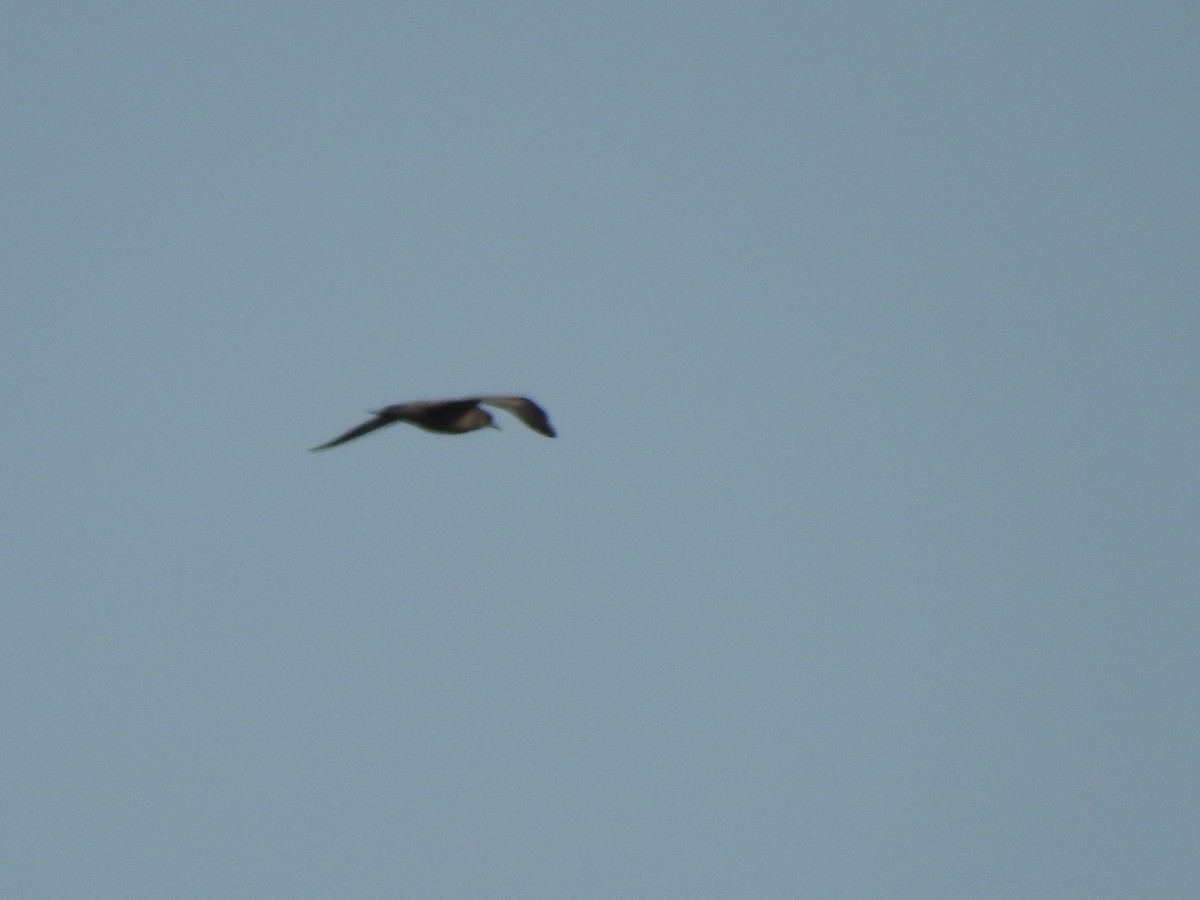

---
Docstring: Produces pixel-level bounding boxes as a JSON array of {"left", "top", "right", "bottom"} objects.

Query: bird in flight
[{"left": 310, "top": 395, "right": 556, "bottom": 451}]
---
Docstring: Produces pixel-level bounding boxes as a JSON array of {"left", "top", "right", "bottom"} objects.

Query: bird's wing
[
  {"left": 479, "top": 396, "right": 556, "bottom": 437},
  {"left": 309, "top": 415, "right": 396, "bottom": 451}
]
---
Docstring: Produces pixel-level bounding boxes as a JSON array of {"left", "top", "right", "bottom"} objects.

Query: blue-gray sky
[{"left": 4, "top": 2, "right": 1198, "bottom": 897}]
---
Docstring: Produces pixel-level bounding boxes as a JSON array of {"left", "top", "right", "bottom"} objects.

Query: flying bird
[{"left": 310, "top": 395, "right": 556, "bottom": 451}]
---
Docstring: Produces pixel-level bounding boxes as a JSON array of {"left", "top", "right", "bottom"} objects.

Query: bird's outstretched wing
[
  {"left": 309, "top": 414, "right": 395, "bottom": 451},
  {"left": 479, "top": 396, "right": 556, "bottom": 437}
]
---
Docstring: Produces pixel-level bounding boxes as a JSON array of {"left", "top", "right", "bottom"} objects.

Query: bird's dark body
[{"left": 377, "top": 400, "right": 482, "bottom": 433}]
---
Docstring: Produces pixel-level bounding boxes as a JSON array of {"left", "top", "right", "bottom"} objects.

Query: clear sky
[{"left": 4, "top": 2, "right": 1197, "bottom": 897}]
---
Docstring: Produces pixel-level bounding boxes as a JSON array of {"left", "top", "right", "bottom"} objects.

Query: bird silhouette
[{"left": 310, "top": 396, "right": 556, "bottom": 451}]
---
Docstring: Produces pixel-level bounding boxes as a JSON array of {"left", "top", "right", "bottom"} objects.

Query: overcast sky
[{"left": 4, "top": 2, "right": 1198, "bottom": 897}]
